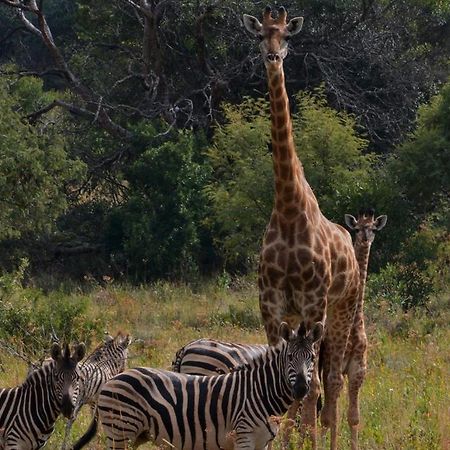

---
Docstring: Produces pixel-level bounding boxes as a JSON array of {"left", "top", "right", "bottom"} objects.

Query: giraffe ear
[
  {"left": 243, "top": 14, "right": 263, "bottom": 36},
  {"left": 344, "top": 214, "right": 357, "bottom": 230},
  {"left": 374, "top": 215, "right": 387, "bottom": 231},
  {"left": 279, "top": 322, "right": 292, "bottom": 341},
  {"left": 286, "top": 17, "right": 304, "bottom": 35}
]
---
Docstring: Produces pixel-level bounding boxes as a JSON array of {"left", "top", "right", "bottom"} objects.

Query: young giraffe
[
  {"left": 340, "top": 208, "right": 387, "bottom": 450},
  {"left": 243, "top": 6, "right": 360, "bottom": 450}
]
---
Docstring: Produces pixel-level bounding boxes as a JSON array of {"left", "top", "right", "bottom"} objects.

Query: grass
[{"left": 0, "top": 278, "right": 448, "bottom": 449}]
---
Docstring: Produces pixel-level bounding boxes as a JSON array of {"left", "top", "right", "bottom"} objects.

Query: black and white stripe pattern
[
  {"left": 0, "top": 343, "right": 85, "bottom": 450},
  {"left": 172, "top": 338, "right": 267, "bottom": 376},
  {"left": 78, "top": 332, "right": 131, "bottom": 407},
  {"left": 74, "top": 322, "right": 323, "bottom": 450},
  {"left": 62, "top": 333, "right": 131, "bottom": 448}
]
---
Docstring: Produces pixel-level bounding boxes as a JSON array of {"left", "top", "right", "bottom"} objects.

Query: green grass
[{"left": 0, "top": 279, "right": 448, "bottom": 449}]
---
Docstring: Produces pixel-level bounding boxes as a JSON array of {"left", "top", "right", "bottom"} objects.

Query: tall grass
[{"left": 0, "top": 279, "right": 448, "bottom": 449}]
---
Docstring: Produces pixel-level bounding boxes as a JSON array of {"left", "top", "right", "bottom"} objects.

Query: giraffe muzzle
[{"left": 266, "top": 53, "right": 281, "bottom": 63}]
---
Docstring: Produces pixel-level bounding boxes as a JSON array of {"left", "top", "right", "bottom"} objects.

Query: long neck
[
  {"left": 267, "top": 65, "right": 318, "bottom": 219},
  {"left": 355, "top": 241, "right": 372, "bottom": 300},
  {"left": 2, "top": 364, "right": 60, "bottom": 437}
]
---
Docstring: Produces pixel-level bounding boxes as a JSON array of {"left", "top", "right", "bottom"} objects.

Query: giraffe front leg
[
  {"left": 259, "top": 288, "right": 285, "bottom": 346},
  {"left": 299, "top": 350, "right": 321, "bottom": 450},
  {"left": 321, "top": 308, "right": 354, "bottom": 450}
]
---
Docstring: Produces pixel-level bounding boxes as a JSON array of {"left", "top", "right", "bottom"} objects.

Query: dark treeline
[{"left": 0, "top": 0, "right": 449, "bottom": 306}]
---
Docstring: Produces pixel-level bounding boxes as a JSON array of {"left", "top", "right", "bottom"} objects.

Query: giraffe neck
[
  {"left": 267, "top": 65, "right": 306, "bottom": 211},
  {"left": 355, "top": 242, "right": 371, "bottom": 300}
]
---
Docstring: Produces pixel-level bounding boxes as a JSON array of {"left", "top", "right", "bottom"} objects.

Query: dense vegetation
[
  {"left": 0, "top": 0, "right": 448, "bottom": 292},
  {"left": 0, "top": 2, "right": 448, "bottom": 448},
  {"left": 0, "top": 279, "right": 448, "bottom": 449}
]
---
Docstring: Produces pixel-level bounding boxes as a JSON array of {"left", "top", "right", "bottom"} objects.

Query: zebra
[
  {"left": 61, "top": 332, "right": 132, "bottom": 449},
  {"left": 73, "top": 322, "right": 323, "bottom": 450},
  {"left": 0, "top": 342, "right": 85, "bottom": 450},
  {"left": 172, "top": 338, "right": 268, "bottom": 376}
]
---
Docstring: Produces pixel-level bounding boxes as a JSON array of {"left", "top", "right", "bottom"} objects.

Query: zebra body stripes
[
  {"left": 74, "top": 322, "right": 323, "bottom": 450},
  {"left": 172, "top": 338, "right": 268, "bottom": 375},
  {"left": 0, "top": 343, "right": 85, "bottom": 450}
]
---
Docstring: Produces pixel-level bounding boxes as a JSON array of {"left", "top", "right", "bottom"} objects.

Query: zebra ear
[
  {"left": 72, "top": 343, "right": 86, "bottom": 362},
  {"left": 309, "top": 322, "right": 324, "bottom": 343},
  {"left": 50, "top": 343, "right": 61, "bottom": 361},
  {"left": 279, "top": 322, "right": 292, "bottom": 341}
]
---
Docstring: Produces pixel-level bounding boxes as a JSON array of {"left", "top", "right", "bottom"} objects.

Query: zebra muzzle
[
  {"left": 292, "top": 375, "right": 309, "bottom": 400},
  {"left": 60, "top": 394, "right": 75, "bottom": 419}
]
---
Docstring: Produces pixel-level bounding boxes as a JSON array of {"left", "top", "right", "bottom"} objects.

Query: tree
[
  {"left": 0, "top": 74, "right": 84, "bottom": 240},
  {"left": 207, "top": 90, "right": 376, "bottom": 270}
]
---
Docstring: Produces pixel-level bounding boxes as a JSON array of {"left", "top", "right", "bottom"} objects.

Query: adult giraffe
[
  {"left": 243, "top": 6, "right": 360, "bottom": 449},
  {"left": 340, "top": 208, "right": 387, "bottom": 450}
]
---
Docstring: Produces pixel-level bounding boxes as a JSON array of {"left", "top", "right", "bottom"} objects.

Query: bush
[
  {"left": 206, "top": 90, "right": 377, "bottom": 269},
  {"left": 0, "top": 260, "right": 103, "bottom": 356},
  {"left": 105, "top": 129, "right": 212, "bottom": 281}
]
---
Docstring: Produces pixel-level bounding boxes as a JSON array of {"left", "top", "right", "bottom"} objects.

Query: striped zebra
[
  {"left": 0, "top": 342, "right": 85, "bottom": 449},
  {"left": 73, "top": 322, "right": 323, "bottom": 450},
  {"left": 62, "top": 332, "right": 131, "bottom": 449},
  {"left": 172, "top": 338, "right": 268, "bottom": 376}
]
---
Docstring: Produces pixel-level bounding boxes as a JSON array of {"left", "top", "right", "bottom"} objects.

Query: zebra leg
[{"left": 233, "top": 432, "right": 256, "bottom": 450}]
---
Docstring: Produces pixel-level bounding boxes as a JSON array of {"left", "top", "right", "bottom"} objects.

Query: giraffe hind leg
[{"left": 346, "top": 339, "right": 367, "bottom": 450}]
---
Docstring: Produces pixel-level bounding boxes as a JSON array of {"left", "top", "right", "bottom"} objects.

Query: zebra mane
[
  {"left": 82, "top": 332, "right": 130, "bottom": 365},
  {"left": 228, "top": 342, "right": 284, "bottom": 372},
  {"left": 21, "top": 360, "right": 55, "bottom": 388}
]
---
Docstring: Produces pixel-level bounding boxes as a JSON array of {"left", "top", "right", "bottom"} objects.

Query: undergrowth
[{"left": 0, "top": 277, "right": 448, "bottom": 449}]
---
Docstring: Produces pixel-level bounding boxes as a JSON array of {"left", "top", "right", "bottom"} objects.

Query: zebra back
[
  {"left": 74, "top": 322, "right": 323, "bottom": 450},
  {"left": 172, "top": 338, "right": 268, "bottom": 375}
]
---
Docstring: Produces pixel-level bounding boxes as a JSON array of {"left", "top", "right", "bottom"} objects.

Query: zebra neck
[
  {"left": 22, "top": 363, "right": 60, "bottom": 424},
  {"left": 247, "top": 346, "right": 293, "bottom": 416}
]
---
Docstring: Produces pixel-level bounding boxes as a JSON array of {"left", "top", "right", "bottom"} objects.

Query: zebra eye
[{"left": 287, "top": 353, "right": 294, "bottom": 361}]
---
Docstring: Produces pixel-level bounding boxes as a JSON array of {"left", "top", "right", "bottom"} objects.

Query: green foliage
[
  {"left": 106, "top": 128, "right": 211, "bottom": 280},
  {"left": 292, "top": 90, "right": 377, "bottom": 217},
  {"left": 0, "top": 260, "right": 102, "bottom": 355},
  {"left": 207, "top": 90, "right": 376, "bottom": 268},
  {"left": 0, "top": 74, "right": 85, "bottom": 240},
  {"left": 388, "top": 79, "right": 450, "bottom": 215}
]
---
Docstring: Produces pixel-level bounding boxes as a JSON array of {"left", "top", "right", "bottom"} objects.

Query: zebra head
[
  {"left": 279, "top": 321, "right": 323, "bottom": 400},
  {"left": 50, "top": 342, "right": 86, "bottom": 419}
]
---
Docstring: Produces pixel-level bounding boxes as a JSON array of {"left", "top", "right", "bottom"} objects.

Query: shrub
[{"left": 206, "top": 90, "right": 377, "bottom": 269}]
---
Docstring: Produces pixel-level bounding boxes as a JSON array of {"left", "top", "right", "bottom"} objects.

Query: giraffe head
[
  {"left": 243, "top": 6, "right": 303, "bottom": 70},
  {"left": 280, "top": 321, "right": 323, "bottom": 400},
  {"left": 345, "top": 208, "right": 387, "bottom": 247}
]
